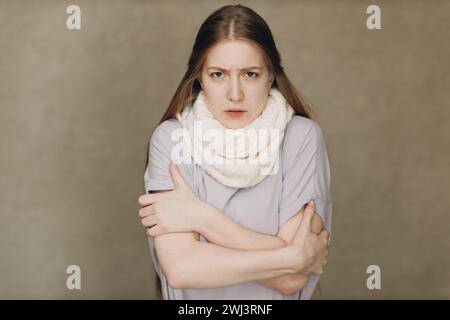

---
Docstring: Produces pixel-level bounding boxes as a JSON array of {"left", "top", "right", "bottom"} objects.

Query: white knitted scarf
[{"left": 176, "top": 88, "right": 294, "bottom": 188}]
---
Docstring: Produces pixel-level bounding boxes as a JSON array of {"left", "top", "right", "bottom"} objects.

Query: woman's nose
[{"left": 227, "top": 76, "right": 244, "bottom": 102}]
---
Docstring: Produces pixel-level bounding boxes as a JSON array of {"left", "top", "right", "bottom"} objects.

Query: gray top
[{"left": 144, "top": 115, "right": 332, "bottom": 300}]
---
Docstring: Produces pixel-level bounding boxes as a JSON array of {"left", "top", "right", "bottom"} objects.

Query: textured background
[{"left": 0, "top": 0, "right": 449, "bottom": 299}]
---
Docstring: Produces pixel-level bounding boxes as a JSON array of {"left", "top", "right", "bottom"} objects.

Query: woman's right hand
[{"left": 289, "top": 201, "right": 329, "bottom": 276}]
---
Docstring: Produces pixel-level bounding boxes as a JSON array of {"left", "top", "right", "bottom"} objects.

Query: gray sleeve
[
  {"left": 278, "top": 120, "right": 332, "bottom": 237},
  {"left": 142, "top": 120, "right": 193, "bottom": 280},
  {"left": 144, "top": 120, "right": 193, "bottom": 192},
  {"left": 144, "top": 123, "right": 176, "bottom": 192}
]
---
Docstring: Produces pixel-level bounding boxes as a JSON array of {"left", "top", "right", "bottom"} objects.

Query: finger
[
  {"left": 306, "top": 200, "right": 315, "bottom": 213},
  {"left": 138, "top": 194, "right": 157, "bottom": 207},
  {"left": 138, "top": 205, "right": 153, "bottom": 218},
  {"left": 147, "top": 225, "right": 163, "bottom": 238},
  {"left": 170, "top": 162, "right": 190, "bottom": 190},
  {"left": 320, "top": 229, "right": 329, "bottom": 241},
  {"left": 320, "top": 230, "right": 331, "bottom": 247},
  {"left": 142, "top": 215, "right": 157, "bottom": 228},
  {"left": 298, "top": 201, "right": 315, "bottom": 234}
]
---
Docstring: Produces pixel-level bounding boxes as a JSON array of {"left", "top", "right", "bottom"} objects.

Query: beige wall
[{"left": 0, "top": 0, "right": 449, "bottom": 299}]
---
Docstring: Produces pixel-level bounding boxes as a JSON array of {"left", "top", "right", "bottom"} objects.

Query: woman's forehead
[{"left": 204, "top": 39, "right": 266, "bottom": 69}]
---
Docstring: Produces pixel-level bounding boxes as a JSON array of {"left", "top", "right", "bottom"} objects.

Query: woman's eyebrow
[{"left": 207, "top": 66, "right": 263, "bottom": 71}]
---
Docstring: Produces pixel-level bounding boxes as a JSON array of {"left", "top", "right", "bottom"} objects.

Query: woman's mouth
[{"left": 225, "top": 110, "right": 246, "bottom": 119}]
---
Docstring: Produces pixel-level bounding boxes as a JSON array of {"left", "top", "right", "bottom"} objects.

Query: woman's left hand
[{"left": 138, "top": 163, "right": 208, "bottom": 237}]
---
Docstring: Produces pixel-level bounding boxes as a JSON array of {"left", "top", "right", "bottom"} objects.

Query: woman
[{"left": 138, "top": 4, "right": 332, "bottom": 300}]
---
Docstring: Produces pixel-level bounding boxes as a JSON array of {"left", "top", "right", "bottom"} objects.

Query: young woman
[{"left": 138, "top": 4, "right": 332, "bottom": 300}]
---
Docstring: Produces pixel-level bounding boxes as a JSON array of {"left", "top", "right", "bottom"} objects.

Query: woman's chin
[{"left": 221, "top": 119, "right": 249, "bottom": 130}]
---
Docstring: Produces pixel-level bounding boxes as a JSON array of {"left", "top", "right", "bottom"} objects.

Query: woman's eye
[
  {"left": 245, "top": 72, "right": 258, "bottom": 79},
  {"left": 211, "top": 72, "right": 224, "bottom": 79}
]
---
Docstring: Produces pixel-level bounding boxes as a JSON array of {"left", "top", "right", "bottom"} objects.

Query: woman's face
[{"left": 199, "top": 39, "right": 273, "bottom": 129}]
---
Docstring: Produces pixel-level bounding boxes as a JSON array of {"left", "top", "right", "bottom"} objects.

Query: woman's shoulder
[
  {"left": 284, "top": 115, "right": 324, "bottom": 148},
  {"left": 151, "top": 118, "right": 182, "bottom": 142},
  {"left": 281, "top": 115, "right": 328, "bottom": 174}
]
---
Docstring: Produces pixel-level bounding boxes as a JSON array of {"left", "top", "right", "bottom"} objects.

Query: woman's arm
[
  {"left": 197, "top": 201, "right": 323, "bottom": 251},
  {"left": 196, "top": 202, "right": 287, "bottom": 250},
  {"left": 143, "top": 163, "right": 323, "bottom": 253},
  {"left": 140, "top": 165, "right": 325, "bottom": 294},
  {"left": 152, "top": 201, "right": 326, "bottom": 290},
  {"left": 154, "top": 230, "right": 302, "bottom": 289},
  {"left": 141, "top": 199, "right": 324, "bottom": 294},
  {"left": 268, "top": 205, "right": 324, "bottom": 295},
  {"left": 142, "top": 190, "right": 302, "bottom": 293},
  {"left": 196, "top": 202, "right": 324, "bottom": 295}
]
